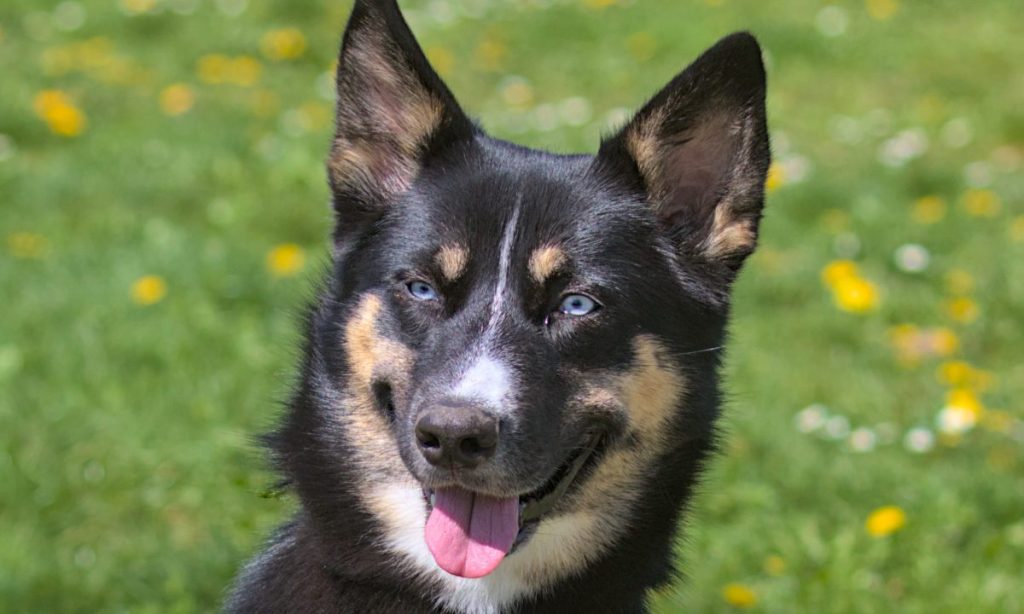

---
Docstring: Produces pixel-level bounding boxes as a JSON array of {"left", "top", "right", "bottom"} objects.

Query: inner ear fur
[
  {"left": 328, "top": 0, "right": 474, "bottom": 228},
  {"left": 599, "top": 32, "right": 770, "bottom": 274}
]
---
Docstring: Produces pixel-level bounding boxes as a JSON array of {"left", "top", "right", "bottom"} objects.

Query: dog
[{"left": 227, "top": 1, "right": 769, "bottom": 612}]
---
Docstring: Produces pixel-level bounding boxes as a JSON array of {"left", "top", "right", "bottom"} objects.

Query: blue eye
[
  {"left": 407, "top": 280, "right": 438, "bottom": 301},
  {"left": 558, "top": 294, "right": 598, "bottom": 316}
]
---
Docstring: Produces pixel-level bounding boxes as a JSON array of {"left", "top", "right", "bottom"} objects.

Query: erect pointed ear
[
  {"left": 597, "top": 32, "right": 770, "bottom": 276},
  {"left": 328, "top": 0, "right": 475, "bottom": 234}
]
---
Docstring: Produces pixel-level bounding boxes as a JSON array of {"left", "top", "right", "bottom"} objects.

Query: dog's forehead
[{"left": 398, "top": 155, "right": 645, "bottom": 268}]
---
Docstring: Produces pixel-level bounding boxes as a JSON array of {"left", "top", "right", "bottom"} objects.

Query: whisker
[{"left": 678, "top": 345, "right": 722, "bottom": 356}]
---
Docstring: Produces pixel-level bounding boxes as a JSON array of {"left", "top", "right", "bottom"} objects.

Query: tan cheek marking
[
  {"left": 434, "top": 243, "right": 469, "bottom": 282},
  {"left": 619, "top": 334, "right": 686, "bottom": 439},
  {"left": 555, "top": 335, "right": 687, "bottom": 570},
  {"left": 528, "top": 245, "right": 567, "bottom": 284},
  {"left": 341, "top": 293, "right": 415, "bottom": 481}
]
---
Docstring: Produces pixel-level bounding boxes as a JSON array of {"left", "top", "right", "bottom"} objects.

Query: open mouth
[{"left": 420, "top": 433, "right": 605, "bottom": 578}]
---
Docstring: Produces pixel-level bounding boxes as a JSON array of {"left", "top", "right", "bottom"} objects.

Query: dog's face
[{"left": 283, "top": 0, "right": 768, "bottom": 594}]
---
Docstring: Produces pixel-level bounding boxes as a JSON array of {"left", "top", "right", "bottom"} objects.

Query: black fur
[{"left": 228, "top": 1, "right": 769, "bottom": 612}]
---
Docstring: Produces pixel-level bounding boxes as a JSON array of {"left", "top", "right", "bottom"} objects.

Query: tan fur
[
  {"left": 626, "top": 106, "right": 759, "bottom": 261},
  {"left": 328, "top": 16, "right": 443, "bottom": 197},
  {"left": 618, "top": 335, "right": 686, "bottom": 438},
  {"left": 704, "top": 206, "right": 756, "bottom": 258},
  {"left": 340, "top": 294, "right": 415, "bottom": 481},
  {"left": 528, "top": 245, "right": 567, "bottom": 284},
  {"left": 360, "top": 333, "right": 688, "bottom": 611},
  {"left": 553, "top": 335, "right": 687, "bottom": 576},
  {"left": 434, "top": 243, "right": 469, "bottom": 282},
  {"left": 342, "top": 307, "right": 687, "bottom": 609},
  {"left": 623, "top": 107, "right": 669, "bottom": 202}
]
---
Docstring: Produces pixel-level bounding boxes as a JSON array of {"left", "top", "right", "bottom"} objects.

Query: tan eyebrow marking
[
  {"left": 434, "top": 243, "right": 469, "bottom": 282},
  {"left": 528, "top": 244, "right": 567, "bottom": 284}
]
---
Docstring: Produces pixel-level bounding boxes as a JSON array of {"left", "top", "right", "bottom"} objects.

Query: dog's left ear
[
  {"left": 597, "top": 32, "right": 770, "bottom": 276},
  {"left": 328, "top": 0, "right": 475, "bottom": 239}
]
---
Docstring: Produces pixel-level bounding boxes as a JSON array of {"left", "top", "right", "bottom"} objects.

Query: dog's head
[{"left": 282, "top": 0, "right": 768, "bottom": 593}]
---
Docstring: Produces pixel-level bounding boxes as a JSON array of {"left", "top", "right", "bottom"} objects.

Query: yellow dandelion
[
  {"left": 33, "top": 90, "right": 87, "bottom": 137},
  {"left": 426, "top": 46, "right": 455, "bottom": 77},
  {"left": 944, "top": 268, "right": 974, "bottom": 295},
  {"left": 832, "top": 276, "right": 879, "bottom": 313},
  {"left": 1009, "top": 215, "right": 1024, "bottom": 242},
  {"left": 821, "top": 259, "right": 859, "bottom": 287},
  {"left": 721, "top": 583, "right": 757, "bottom": 608},
  {"left": 475, "top": 37, "right": 506, "bottom": 72},
  {"left": 961, "top": 189, "right": 1001, "bottom": 218},
  {"left": 7, "top": 232, "right": 50, "bottom": 259},
  {"left": 159, "top": 83, "right": 196, "bottom": 116},
  {"left": 866, "top": 505, "right": 906, "bottom": 537},
  {"left": 260, "top": 27, "right": 307, "bottom": 62},
  {"left": 120, "top": 0, "right": 156, "bottom": 15},
  {"left": 889, "top": 325, "right": 958, "bottom": 364},
  {"left": 937, "top": 361, "right": 974, "bottom": 387},
  {"left": 865, "top": 0, "right": 898, "bottom": 21},
  {"left": 132, "top": 275, "right": 167, "bottom": 306},
  {"left": 911, "top": 195, "right": 945, "bottom": 224},
  {"left": 944, "top": 297, "right": 979, "bottom": 324},
  {"left": 197, "top": 54, "right": 230, "bottom": 84},
  {"left": 763, "top": 555, "right": 786, "bottom": 576},
  {"left": 583, "top": 0, "right": 617, "bottom": 10},
  {"left": 501, "top": 80, "right": 534, "bottom": 109},
  {"left": 930, "top": 327, "right": 959, "bottom": 356},
  {"left": 888, "top": 324, "right": 918, "bottom": 354},
  {"left": 946, "top": 387, "right": 983, "bottom": 417},
  {"left": 230, "top": 56, "right": 262, "bottom": 87},
  {"left": 267, "top": 243, "right": 306, "bottom": 278},
  {"left": 938, "top": 388, "right": 984, "bottom": 434},
  {"left": 764, "top": 162, "right": 785, "bottom": 193},
  {"left": 626, "top": 32, "right": 657, "bottom": 62}
]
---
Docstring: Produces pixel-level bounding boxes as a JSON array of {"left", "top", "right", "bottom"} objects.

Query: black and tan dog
[{"left": 228, "top": 0, "right": 769, "bottom": 611}]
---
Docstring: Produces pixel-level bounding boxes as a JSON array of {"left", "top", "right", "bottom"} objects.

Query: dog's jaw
[{"left": 365, "top": 481, "right": 605, "bottom": 614}]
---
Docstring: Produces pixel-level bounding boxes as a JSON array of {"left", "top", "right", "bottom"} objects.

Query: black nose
[{"left": 415, "top": 402, "right": 499, "bottom": 469}]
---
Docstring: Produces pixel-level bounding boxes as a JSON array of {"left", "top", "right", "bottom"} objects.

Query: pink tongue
[{"left": 424, "top": 487, "right": 519, "bottom": 578}]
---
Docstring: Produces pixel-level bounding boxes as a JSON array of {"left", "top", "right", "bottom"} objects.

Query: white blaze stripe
[
  {"left": 452, "top": 203, "right": 521, "bottom": 410},
  {"left": 454, "top": 355, "right": 512, "bottom": 408},
  {"left": 486, "top": 203, "right": 521, "bottom": 332}
]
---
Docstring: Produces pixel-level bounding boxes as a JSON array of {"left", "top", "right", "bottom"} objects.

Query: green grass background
[{"left": 2, "top": 0, "right": 1022, "bottom": 611}]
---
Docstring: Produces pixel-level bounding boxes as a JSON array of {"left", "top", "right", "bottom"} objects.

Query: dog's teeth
[{"left": 429, "top": 492, "right": 435, "bottom": 506}]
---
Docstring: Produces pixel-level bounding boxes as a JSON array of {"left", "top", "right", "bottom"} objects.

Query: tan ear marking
[
  {"left": 329, "top": 16, "right": 444, "bottom": 196},
  {"left": 434, "top": 243, "right": 469, "bottom": 282},
  {"left": 528, "top": 245, "right": 567, "bottom": 284}
]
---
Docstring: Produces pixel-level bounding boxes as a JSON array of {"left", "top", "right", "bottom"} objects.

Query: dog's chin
[{"left": 415, "top": 432, "right": 606, "bottom": 553}]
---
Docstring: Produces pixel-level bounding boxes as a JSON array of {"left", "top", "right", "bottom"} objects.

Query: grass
[{"left": 2, "top": 0, "right": 1022, "bottom": 611}]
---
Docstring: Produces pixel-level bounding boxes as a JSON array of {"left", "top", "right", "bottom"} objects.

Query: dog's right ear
[{"left": 328, "top": 0, "right": 474, "bottom": 238}]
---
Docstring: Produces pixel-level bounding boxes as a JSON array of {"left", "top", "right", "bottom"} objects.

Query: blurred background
[{"left": 1, "top": 0, "right": 1022, "bottom": 611}]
